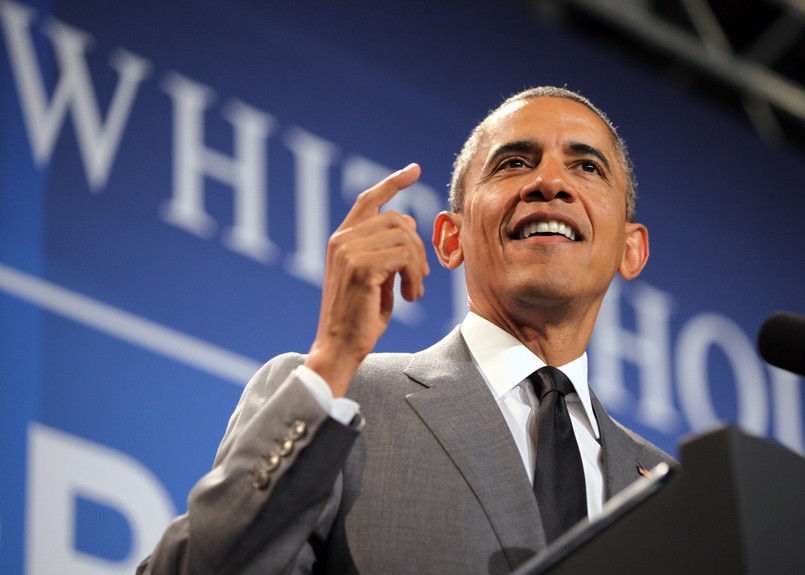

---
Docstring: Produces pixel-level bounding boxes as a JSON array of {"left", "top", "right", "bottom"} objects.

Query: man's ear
[
  {"left": 432, "top": 211, "right": 464, "bottom": 269},
  {"left": 619, "top": 222, "right": 649, "bottom": 280}
]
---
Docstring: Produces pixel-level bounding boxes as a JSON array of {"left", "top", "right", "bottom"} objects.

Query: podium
[{"left": 515, "top": 425, "right": 805, "bottom": 574}]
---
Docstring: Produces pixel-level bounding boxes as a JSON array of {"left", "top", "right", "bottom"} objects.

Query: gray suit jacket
[{"left": 139, "top": 328, "right": 674, "bottom": 575}]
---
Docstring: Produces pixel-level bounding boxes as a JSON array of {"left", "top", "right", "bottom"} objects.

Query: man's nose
[{"left": 519, "top": 157, "right": 574, "bottom": 204}]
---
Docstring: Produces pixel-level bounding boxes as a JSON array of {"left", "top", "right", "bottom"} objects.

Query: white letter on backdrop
[{"left": 26, "top": 424, "right": 175, "bottom": 575}]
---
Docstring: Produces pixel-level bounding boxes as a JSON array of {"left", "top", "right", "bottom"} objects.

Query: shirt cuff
[{"left": 294, "top": 365, "right": 361, "bottom": 426}]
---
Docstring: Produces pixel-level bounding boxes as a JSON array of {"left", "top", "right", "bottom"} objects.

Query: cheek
[
  {"left": 464, "top": 200, "right": 502, "bottom": 242},
  {"left": 589, "top": 188, "right": 627, "bottom": 224},
  {"left": 467, "top": 180, "right": 519, "bottom": 213},
  {"left": 589, "top": 204, "right": 628, "bottom": 256}
]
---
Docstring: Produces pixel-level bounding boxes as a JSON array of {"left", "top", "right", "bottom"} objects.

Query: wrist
[{"left": 305, "top": 342, "right": 363, "bottom": 398}]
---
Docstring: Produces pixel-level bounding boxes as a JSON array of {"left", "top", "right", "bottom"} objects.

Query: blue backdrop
[{"left": 2, "top": 0, "right": 803, "bottom": 573}]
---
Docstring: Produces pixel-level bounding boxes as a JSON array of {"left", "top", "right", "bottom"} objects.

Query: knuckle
[
  {"left": 355, "top": 188, "right": 377, "bottom": 205},
  {"left": 383, "top": 211, "right": 414, "bottom": 232}
]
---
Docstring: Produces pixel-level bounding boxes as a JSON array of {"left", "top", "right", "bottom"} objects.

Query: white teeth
[{"left": 519, "top": 219, "right": 576, "bottom": 241}]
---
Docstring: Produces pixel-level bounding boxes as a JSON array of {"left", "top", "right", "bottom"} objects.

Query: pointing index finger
[{"left": 341, "top": 163, "right": 421, "bottom": 227}]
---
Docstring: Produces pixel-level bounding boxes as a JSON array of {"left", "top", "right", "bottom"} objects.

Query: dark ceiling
[{"left": 519, "top": 0, "right": 805, "bottom": 155}]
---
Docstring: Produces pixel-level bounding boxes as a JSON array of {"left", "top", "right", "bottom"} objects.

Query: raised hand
[{"left": 305, "top": 163, "right": 430, "bottom": 397}]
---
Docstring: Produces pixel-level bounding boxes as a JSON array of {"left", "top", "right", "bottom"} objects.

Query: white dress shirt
[
  {"left": 295, "top": 311, "right": 604, "bottom": 519},
  {"left": 460, "top": 312, "right": 604, "bottom": 520},
  {"left": 295, "top": 364, "right": 361, "bottom": 424}
]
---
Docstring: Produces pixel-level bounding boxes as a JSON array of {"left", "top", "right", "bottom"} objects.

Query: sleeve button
[
  {"left": 289, "top": 420, "right": 307, "bottom": 440},
  {"left": 278, "top": 437, "right": 294, "bottom": 457},
  {"left": 252, "top": 466, "right": 271, "bottom": 490},
  {"left": 265, "top": 451, "right": 281, "bottom": 471}
]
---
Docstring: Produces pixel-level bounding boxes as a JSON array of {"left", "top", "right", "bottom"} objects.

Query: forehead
[{"left": 482, "top": 97, "right": 618, "bottom": 157}]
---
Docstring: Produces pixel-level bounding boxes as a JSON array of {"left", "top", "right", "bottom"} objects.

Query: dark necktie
[{"left": 530, "top": 366, "right": 588, "bottom": 543}]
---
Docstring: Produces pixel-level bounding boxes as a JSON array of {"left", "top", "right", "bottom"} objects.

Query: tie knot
[{"left": 531, "top": 366, "right": 574, "bottom": 400}]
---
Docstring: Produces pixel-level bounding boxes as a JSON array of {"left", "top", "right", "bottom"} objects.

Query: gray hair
[{"left": 448, "top": 86, "right": 637, "bottom": 221}]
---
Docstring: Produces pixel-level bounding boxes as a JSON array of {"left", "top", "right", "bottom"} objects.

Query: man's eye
[
  {"left": 500, "top": 158, "right": 527, "bottom": 170},
  {"left": 579, "top": 160, "right": 600, "bottom": 174}
]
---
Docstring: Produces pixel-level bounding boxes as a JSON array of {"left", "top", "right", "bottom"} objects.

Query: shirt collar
[{"left": 460, "top": 311, "right": 600, "bottom": 438}]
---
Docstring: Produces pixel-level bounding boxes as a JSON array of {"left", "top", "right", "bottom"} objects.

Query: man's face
[{"left": 437, "top": 96, "right": 645, "bottom": 322}]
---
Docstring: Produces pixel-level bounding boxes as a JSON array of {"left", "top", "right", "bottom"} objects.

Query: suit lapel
[
  {"left": 403, "top": 329, "right": 546, "bottom": 566},
  {"left": 590, "top": 390, "right": 647, "bottom": 499}
]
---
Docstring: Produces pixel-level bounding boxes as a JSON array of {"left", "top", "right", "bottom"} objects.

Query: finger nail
[
  {"left": 399, "top": 163, "right": 418, "bottom": 174},
  {"left": 389, "top": 163, "right": 418, "bottom": 180}
]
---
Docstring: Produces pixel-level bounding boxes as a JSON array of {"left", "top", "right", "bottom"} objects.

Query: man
[{"left": 139, "top": 86, "right": 674, "bottom": 574}]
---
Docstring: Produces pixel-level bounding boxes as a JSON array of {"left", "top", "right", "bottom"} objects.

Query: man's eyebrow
[
  {"left": 569, "top": 142, "right": 611, "bottom": 173},
  {"left": 485, "top": 140, "right": 536, "bottom": 168}
]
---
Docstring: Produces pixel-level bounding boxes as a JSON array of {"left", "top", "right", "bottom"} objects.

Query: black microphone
[{"left": 758, "top": 312, "right": 805, "bottom": 377}]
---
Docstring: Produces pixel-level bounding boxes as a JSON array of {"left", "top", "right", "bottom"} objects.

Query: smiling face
[{"left": 434, "top": 96, "right": 648, "bottom": 332}]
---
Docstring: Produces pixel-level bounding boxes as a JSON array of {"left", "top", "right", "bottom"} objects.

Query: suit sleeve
[{"left": 137, "top": 355, "right": 362, "bottom": 575}]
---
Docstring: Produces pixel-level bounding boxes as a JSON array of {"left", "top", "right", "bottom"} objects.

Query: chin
[{"left": 512, "top": 280, "right": 578, "bottom": 308}]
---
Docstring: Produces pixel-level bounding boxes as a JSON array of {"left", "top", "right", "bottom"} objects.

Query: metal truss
[{"left": 524, "top": 0, "right": 805, "bottom": 149}]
